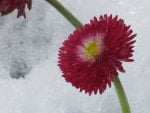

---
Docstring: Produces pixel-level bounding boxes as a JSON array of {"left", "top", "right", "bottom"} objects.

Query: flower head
[
  {"left": 58, "top": 14, "right": 136, "bottom": 95},
  {"left": 0, "top": 0, "right": 32, "bottom": 18}
]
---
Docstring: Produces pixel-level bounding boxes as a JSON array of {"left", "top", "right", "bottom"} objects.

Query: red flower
[
  {"left": 58, "top": 14, "right": 136, "bottom": 95},
  {"left": 0, "top": 0, "right": 32, "bottom": 18}
]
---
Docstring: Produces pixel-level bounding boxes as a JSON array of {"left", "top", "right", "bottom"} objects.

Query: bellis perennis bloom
[
  {"left": 0, "top": 0, "right": 32, "bottom": 18},
  {"left": 58, "top": 14, "right": 136, "bottom": 95}
]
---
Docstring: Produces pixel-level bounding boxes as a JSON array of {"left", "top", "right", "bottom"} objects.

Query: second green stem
[{"left": 46, "top": 0, "right": 83, "bottom": 28}]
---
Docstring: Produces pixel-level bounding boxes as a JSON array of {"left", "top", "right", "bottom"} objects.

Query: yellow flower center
[{"left": 84, "top": 40, "right": 100, "bottom": 60}]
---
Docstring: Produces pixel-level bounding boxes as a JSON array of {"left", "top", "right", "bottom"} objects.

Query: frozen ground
[{"left": 0, "top": 0, "right": 150, "bottom": 113}]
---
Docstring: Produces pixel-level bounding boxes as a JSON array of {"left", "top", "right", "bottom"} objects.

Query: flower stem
[
  {"left": 46, "top": 0, "right": 131, "bottom": 113},
  {"left": 114, "top": 77, "right": 131, "bottom": 113},
  {"left": 46, "top": 0, "right": 83, "bottom": 28}
]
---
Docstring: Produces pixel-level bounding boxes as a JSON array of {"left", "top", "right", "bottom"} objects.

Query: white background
[{"left": 0, "top": 0, "right": 149, "bottom": 113}]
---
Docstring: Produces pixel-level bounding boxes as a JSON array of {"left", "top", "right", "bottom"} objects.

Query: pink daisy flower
[
  {"left": 0, "top": 0, "right": 32, "bottom": 18},
  {"left": 58, "top": 14, "right": 136, "bottom": 95}
]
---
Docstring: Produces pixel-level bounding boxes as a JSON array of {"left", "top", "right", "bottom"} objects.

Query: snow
[{"left": 0, "top": 0, "right": 149, "bottom": 113}]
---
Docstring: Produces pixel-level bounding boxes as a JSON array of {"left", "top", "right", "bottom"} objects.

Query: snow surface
[{"left": 0, "top": 0, "right": 150, "bottom": 113}]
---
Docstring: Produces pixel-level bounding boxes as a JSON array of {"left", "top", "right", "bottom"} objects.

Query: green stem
[
  {"left": 46, "top": 0, "right": 131, "bottom": 113},
  {"left": 46, "top": 0, "right": 83, "bottom": 28},
  {"left": 114, "top": 77, "right": 131, "bottom": 113}
]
